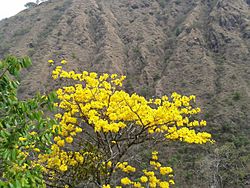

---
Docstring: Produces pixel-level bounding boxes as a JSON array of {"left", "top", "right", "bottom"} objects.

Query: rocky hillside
[{"left": 0, "top": 0, "right": 249, "bottom": 187}]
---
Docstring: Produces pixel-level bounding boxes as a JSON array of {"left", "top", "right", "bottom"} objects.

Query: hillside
[{"left": 0, "top": 0, "right": 249, "bottom": 187}]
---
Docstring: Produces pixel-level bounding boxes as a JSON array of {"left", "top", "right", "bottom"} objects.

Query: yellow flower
[
  {"left": 18, "top": 137, "right": 27, "bottom": 141},
  {"left": 150, "top": 160, "right": 156, "bottom": 166},
  {"left": 107, "top": 161, "right": 112, "bottom": 168},
  {"left": 169, "top": 179, "right": 175, "bottom": 184},
  {"left": 152, "top": 154, "right": 158, "bottom": 160},
  {"left": 152, "top": 151, "right": 159, "bottom": 155},
  {"left": 160, "top": 167, "right": 173, "bottom": 175},
  {"left": 21, "top": 163, "right": 28, "bottom": 169},
  {"left": 75, "top": 154, "right": 84, "bottom": 163},
  {"left": 29, "top": 131, "right": 37, "bottom": 136},
  {"left": 148, "top": 129, "right": 154, "bottom": 134},
  {"left": 61, "top": 60, "right": 67, "bottom": 64},
  {"left": 134, "top": 182, "right": 142, "bottom": 187},
  {"left": 154, "top": 99, "right": 161, "bottom": 105},
  {"left": 33, "top": 148, "right": 40, "bottom": 152},
  {"left": 111, "top": 74, "right": 118, "bottom": 79},
  {"left": 48, "top": 59, "right": 54, "bottom": 64},
  {"left": 54, "top": 113, "right": 62, "bottom": 119},
  {"left": 57, "top": 139, "right": 65, "bottom": 147},
  {"left": 193, "top": 120, "right": 199, "bottom": 126},
  {"left": 20, "top": 151, "right": 28, "bottom": 158},
  {"left": 89, "top": 72, "right": 97, "bottom": 78},
  {"left": 121, "top": 177, "right": 131, "bottom": 185},
  {"left": 125, "top": 165, "right": 136, "bottom": 172},
  {"left": 102, "top": 185, "right": 111, "bottom": 188},
  {"left": 140, "top": 176, "right": 148, "bottom": 183},
  {"left": 70, "top": 132, "right": 76, "bottom": 136},
  {"left": 75, "top": 127, "right": 82, "bottom": 133},
  {"left": 200, "top": 120, "right": 207, "bottom": 126},
  {"left": 54, "top": 136, "right": 61, "bottom": 142},
  {"left": 159, "top": 181, "right": 169, "bottom": 188},
  {"left": 65, "top": 136, "right": 73, "bottom": 144},
  {"left": 59, "top": 164, "right": 68, "bottom": 172},
  {"left": 149, "top": 182, "right": 157, "bottom": 188}
]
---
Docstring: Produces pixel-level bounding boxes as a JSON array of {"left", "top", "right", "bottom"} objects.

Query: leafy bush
[
  {"left": 0, "top": 56, "right": 56, "bottom": 187},
  {"left": 25, "top": 2, "right": 38, "bottom": 9}
]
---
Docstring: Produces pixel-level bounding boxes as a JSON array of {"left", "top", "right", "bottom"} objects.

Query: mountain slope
[{"left": 0, "top": 0, "right": 249, "bottom": 187}]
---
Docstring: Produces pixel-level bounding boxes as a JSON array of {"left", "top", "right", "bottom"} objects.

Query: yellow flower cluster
[
  {"left": 51, "top": 112, "right": 82, "bottom": 148},
  {"left": 116, "top": 162, "right": 136, "bottom": 173},
  {"left": 38, "top": 144, "right": 84, "bottom": 172},
  {"left": 111, "top": 151, "right": 174, "bottom": 188},
  {"left": 50, "top": 65, "right": 212, "bottom": 145},
  {"left": 119, "top": 177, "right": 144, "bottom": 187},
  {"left": 137, "top": 151, "right": 174, "bottom": 188}
]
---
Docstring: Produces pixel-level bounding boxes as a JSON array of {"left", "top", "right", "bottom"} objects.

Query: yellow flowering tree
[{"left": 38, "top": 61, "right": 213, "bottom": 187}]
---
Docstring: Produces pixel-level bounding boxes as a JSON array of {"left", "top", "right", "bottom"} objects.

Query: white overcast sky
[{"left": 0, "top": 0, "right": 37, "bottom": 20}]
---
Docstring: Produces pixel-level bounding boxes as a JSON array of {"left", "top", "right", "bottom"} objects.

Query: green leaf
[
  {"left": 15, "top": 180, "right": 22, "bottom": 188},
  {"left": 48, "top": 91, "right": 57, "bottom": 102},
  {"left": 8, "top": 182, "right": 15, "bottom": 188},
  {"left": 22, "top": 57, "right": 32, "bottom": 68},
  {"left": 10, "top": 149, "right": 17, "bottom": 160}
]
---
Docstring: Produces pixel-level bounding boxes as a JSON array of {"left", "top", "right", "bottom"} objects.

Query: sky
[{"left": 0, "top": 0, "right": 36, "bottom": 20}]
